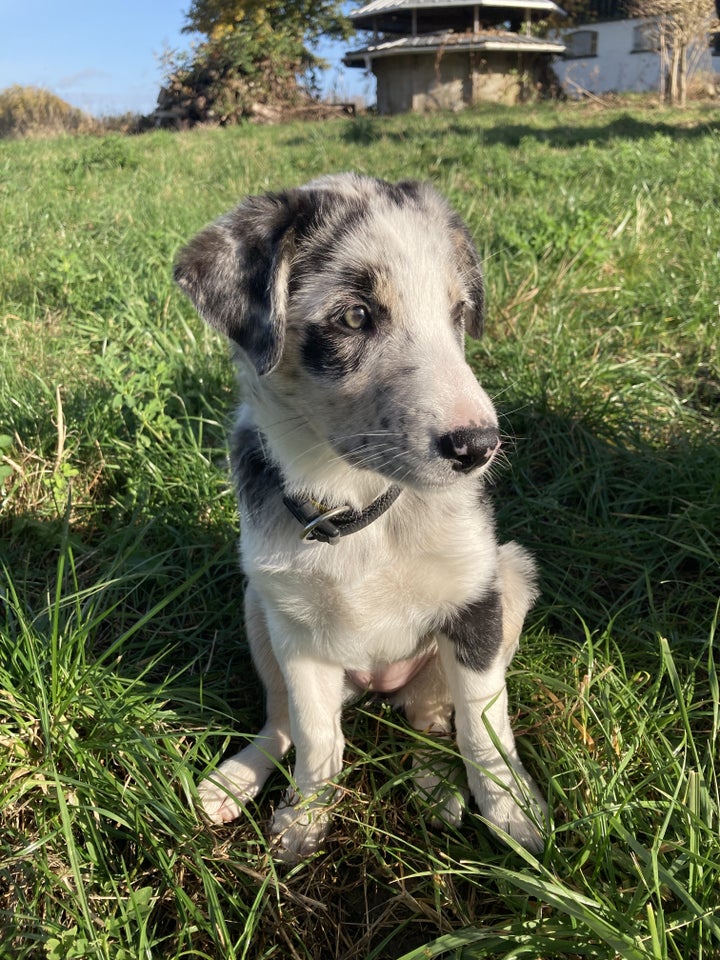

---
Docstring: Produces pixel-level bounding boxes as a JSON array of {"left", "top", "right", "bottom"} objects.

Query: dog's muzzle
[{"left": 437, "top": 426, "right": 500, "bottom": 473}]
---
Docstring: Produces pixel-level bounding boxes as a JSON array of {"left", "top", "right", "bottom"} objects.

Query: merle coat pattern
[{"left": 175, "top": 174, "right": 547, "bottom": 859}]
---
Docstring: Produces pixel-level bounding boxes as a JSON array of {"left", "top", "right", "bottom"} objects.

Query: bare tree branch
[{"left": 628, "top": 0, "right": 719, "bottom": 104}]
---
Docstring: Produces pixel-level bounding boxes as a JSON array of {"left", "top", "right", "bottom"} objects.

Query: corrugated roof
[
  {"left": 344, "top": 29, "right": 565, "bottom": 65},
  {"left": 351, "top": 0, "right": 564, "bottom": 17}
]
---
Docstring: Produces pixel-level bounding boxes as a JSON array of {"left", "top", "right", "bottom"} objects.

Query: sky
[{"left": 0, "top": 0, "right": 370, "bottom": 118}]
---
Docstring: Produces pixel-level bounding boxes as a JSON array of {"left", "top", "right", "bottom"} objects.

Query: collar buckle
[
  {"left": 282, "top": 485, "right": 402, "bottom": 545},
  {"left": 282, "top": 496, "right": 349, "bottom": 544}
]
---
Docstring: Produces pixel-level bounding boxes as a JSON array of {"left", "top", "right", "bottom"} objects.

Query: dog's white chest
[{"left": 251, "top": 497, "right": 498, "bottom": 671}]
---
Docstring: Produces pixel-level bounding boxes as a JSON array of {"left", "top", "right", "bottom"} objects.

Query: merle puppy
[{"left": 175, "top": 174, "right": 546, "bottom": 860}]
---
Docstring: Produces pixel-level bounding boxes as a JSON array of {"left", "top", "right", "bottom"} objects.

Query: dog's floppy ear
[
  {"left": 174, "top": 192, "right": 302, "bottom": 375},
  {"left": 450, "top": 217, "right": 485, "bottom": 340}
]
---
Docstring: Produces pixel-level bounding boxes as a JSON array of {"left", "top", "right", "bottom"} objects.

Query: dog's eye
[{"left": 342, "top": 305, "right": 370, "bottom": 330}]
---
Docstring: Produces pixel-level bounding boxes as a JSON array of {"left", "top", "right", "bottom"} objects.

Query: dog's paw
[
  {"left": 197, "top": 755, "right": 264, "bottom": 824},
  {"left": 269, "top": 789, "right": 335, "bottom": 862},
  {"left": 471, "top": 766, "right": 548, "bottom": 853},
  {"left": 482, "top": 788, "right": 548, "bottom": 852}
]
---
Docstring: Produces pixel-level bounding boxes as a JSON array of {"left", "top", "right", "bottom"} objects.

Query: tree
[
  {"left": 181, "top": 0, "right": 352, "bottom": 91},
  {"left": 629, "top": 0, "right": 720, "bottom": 105},
  {"left": 183, "top": 0, "right": 352, "bottom": 49},
  {"left": 157, "top": 0, "right": 353, "bottom": 126}
]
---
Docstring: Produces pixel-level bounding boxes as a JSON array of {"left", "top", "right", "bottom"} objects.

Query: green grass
[{"left": 1, "top": 101, "right": 719, "bottom": 959}]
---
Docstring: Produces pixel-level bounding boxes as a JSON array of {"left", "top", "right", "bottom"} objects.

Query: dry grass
[{"left": 0, "top": 85, "right": 98, "bottom": 139}]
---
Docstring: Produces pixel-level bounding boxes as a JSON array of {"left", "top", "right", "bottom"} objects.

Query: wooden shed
[{"left": 344, "top": 0, "right": 566, "bottom": 113}]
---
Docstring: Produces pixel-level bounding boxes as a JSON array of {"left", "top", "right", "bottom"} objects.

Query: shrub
[{"left": 0, "top": 85, "right": 96, "bottom": 139}]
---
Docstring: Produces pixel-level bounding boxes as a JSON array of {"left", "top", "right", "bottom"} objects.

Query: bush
[
  {"left": 156, "top": 30, "right": 307, "bottom": 128},
  {"left": 0, "top": 85, "right": 96, "bottom": 139}
]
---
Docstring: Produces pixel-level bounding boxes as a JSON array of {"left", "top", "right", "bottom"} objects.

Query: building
[
  {"left": 552, "top": 0, "right": 720, "bottom": 96},
  {"left": 344, "top": 0, "right": 567, "bottom": 114}
]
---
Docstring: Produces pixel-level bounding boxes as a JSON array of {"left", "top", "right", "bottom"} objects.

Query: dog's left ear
[
  {"left": 450, "top": 217, "right": 485, "bottom": 339},
  {"left": 174, "top": 192, "right": 302, "bottom": 375}
]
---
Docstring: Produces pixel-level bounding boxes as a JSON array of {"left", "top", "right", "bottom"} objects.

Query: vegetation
[
  {"left": 1, "top": 102, "right": 719, "bottom": 959},
  {"left": 157, "top": 0, "right": 353, "bottom": 126},
  {"left": 0, "top": 86, "right": 95, "bottom": 139},
  {"left": 182, "top": 0, "right": 351, "bottom": 51}
]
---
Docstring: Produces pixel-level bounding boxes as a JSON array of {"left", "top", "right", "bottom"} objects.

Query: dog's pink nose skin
[{"left": 437, "top": 426, "right": 500, "bottom": 473}]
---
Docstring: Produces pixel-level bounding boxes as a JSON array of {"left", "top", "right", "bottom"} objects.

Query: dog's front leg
[
  {"left": 198, "top": 586, "right": 293, "bottom": 824},
  {"left": 269, "top": 655, "right": 347, "bottom": 861},
  {"left": 438, "top": 590, "right": 547, "bottom": 852}
]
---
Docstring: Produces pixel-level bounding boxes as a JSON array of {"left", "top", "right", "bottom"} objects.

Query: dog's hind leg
[
  {"left": 396, "top": 653, "right": 469, "bottom": 827},
  {"left": 198, "top": 585, "right": 292, "bottom": 824}
]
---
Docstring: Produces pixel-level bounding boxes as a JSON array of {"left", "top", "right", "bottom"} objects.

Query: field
[{"left": 1, "top": 101, "right": 719, "bottom": 959}]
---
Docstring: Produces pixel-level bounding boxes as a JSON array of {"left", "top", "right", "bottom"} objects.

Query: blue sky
[{"left": 0, "top": 0, "right": 370, "bottom": 117}]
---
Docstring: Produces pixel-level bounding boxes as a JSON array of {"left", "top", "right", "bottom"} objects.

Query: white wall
[
  {"left": 553, "top": 19, "right": 660, "bottom": 95},
  {"left": 553, "top": 18, "right": 720, "bottom": 97}
]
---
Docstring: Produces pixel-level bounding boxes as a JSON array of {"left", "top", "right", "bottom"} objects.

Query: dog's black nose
[{"left": 437, "top": 426, "right": 500, "bottom": 473}]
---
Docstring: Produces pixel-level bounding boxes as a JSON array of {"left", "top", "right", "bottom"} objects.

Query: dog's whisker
[
  {"left": 296, "top": 435, "right": 402, "bottom": 467},
  {"left": 324, "top": 442, "right": 405, "bottom": 473},
  {"left": 330, "top": 429, "right": 406, "bottom": 440}
]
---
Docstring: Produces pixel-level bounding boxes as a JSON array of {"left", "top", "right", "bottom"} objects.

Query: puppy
[{"left": 175, "top": 174, "right": 547, "bottom": 859}]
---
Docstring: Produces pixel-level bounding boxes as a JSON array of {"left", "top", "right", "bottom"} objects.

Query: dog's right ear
[
  {"left": 448, "top": 217, "right": 485, "bottom": 340},
  {"left": 174, "top": 193, "right": 302, "bottom": 375}
]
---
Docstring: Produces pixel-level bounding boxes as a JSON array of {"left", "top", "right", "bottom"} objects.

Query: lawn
[{"left": 0, "top": 101, "right": 719, "bottom": 959}]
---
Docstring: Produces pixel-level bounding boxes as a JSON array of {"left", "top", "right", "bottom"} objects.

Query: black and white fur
[{"left": 175, "top": 174, "right": 547, "bottom": 859}]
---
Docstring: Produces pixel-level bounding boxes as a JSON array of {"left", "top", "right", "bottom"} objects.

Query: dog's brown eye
[{"left": 342, "top": 305, "right": 370, "bottom": 330}]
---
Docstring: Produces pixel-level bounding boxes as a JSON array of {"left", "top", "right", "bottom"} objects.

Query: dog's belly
[{"left": 346, "top": 650, "right": 435, "bottom": 694}]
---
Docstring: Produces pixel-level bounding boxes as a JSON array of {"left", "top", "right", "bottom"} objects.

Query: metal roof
[
  {"left": 351, "top": 0, "right": 564, "bottom": 18},
  {"left": 344, "top": 29, "right": 565, "bottom": 66}
]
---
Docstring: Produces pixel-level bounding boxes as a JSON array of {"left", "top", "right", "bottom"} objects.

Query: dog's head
[{"left": 175, "top": 174, "right": 499, "bottom": 490}]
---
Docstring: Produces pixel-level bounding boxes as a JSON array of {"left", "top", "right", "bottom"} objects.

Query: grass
[{"left": 0, "top": 100, "right": 719, "bottom": 959}]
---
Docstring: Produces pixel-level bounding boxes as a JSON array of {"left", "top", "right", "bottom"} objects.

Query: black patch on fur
[
  {"left": 337, "top": 264, "right": 386, "bottom": 307},
  {"left": 442, "top": 592, "right": 503, "bottom": 672},
  {"left": 230, "top": 421, "right": 282, "bottom": 511},
  {"left": 174, "top": 192, "right": 309, "bottom": 374},
  {"left": 301, "top": 324, "right": 366, "bottom": 379},
  {"left": 377, "top": 178, "right": 423, "bottom": 207},
  {"left": 290, "top": 199, "right": 369, "bottom": 287}
]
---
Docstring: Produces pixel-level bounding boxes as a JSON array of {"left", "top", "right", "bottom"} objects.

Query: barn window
[
  {"left": 632, "top": 22, "right": 660, "bottom": 52},
  {"left": 564, "top": 30, "right": 598, "bottom": 59}
]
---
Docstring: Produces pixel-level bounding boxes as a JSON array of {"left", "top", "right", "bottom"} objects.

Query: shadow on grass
[
  {"left": 496, "top": 399, "right": 720, "bottom": 648},
  {"left": 460, "top": 113, "right": 720, "bottom": 148},
  {"left": 3, "top": 372, "right": 718, "bottom": 679},
  {"left": 2, "top": 378, "right": 719, "bottom": 959},
  {"left": 339, "top": 110, "right": 720, "bottom": 149}
]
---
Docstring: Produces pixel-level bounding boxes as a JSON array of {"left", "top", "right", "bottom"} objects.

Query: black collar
[{"left": 283, "top": 485, "right": 402, "bottom": 545}]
